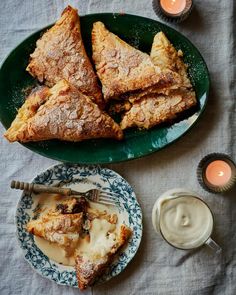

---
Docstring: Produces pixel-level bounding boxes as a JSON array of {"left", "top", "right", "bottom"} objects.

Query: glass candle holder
[{"left": 197, "top": 153, "right": 236, "bottom": 193}]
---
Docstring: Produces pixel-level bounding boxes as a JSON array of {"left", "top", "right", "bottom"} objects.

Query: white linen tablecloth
[{"left": 0, "top": 1, "right": 235, "bottom": 294}]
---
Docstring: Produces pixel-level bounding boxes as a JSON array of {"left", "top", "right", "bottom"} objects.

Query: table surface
[{"left": 0, "top": 1, "right": 235, "bottom": 295}]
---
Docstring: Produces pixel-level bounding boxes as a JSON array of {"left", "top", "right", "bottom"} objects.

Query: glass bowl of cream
[{"left": 152, "top": 188, "right": 221, "bottom": 252}]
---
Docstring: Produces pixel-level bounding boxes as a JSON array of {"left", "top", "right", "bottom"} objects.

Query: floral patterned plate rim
[{"left": 15, "top": 163, "right": 143, "bottom": 288}]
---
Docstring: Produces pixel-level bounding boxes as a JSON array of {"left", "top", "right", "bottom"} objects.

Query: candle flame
[{"left": 218, "top": 171, "right": 224, "bottom": 177}]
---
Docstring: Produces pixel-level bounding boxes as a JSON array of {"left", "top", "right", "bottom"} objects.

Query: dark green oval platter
[{"left": 0, "top": 13, "right": 210, "bottom": 164}]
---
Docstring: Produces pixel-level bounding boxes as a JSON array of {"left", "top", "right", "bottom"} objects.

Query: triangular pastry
[
  {"left": 150, "top": 32, "right": 192, "bottom": 88},
  {"left": 26, "top": 6, "right": 104, "bottom": 108},
  {"left": 92, "top": 22, "right": 181, "bottom": 101},
  {"left": 127, "top": 31, "right": 194, "bottom": 102},
  {"left": 27, "top": 212, "right": 84, "bottom": 253},
  {"left": 4, "top": 80, "right": 123, "bottom": 142},
  {"left": 120, "top": 89, "right": 196, "bottom": 129},
  {"left": 4, "top": 86, "right": 50, "bottom": 142},
  {"left": 120, "top": 32, "right": 197, "bottom": 130},
  {"left": 27, "top": 197, "right": 87, "bottom": 254},
  {"left": 75, "top": 224, "right": 132, "bottom": 290}
]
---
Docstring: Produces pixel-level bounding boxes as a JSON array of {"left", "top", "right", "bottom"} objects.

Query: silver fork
[
  {"left": 79, "top": 189, "right": 118, "bottom": 206},
  {"left": 10, "top": 180, "right": 119, "bottom": 206}
]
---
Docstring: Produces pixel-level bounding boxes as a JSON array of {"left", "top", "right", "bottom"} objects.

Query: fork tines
[
  {"left": 99, "top": 196, "right": 117, "bottom": 206},
  {"left": 99, "top": 193, "right": 117, "bottom": 201},
  {"left": 99, "top": 191, "right": 119, "bottom": 206}
]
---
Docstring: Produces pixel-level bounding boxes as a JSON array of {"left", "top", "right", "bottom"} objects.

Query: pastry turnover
[
  {"left": 92, "top": 22, "right": 181, "bottom": 101},
  {"left": 27, "top": 212, "right": 83, "bottom": 253},
  {"left": 26, "top": 6, "right": 104, "bottom": 108},
  {"left": 123, "top": 32, "right": 192, "bottom": 102},
  {"left": 27, "top": 197, "right": 87, "bottom": 254},
  {"left": 120, "top": 32, "right": 197, "bottom": 130},
  {"left": 150, "top": 32, "right": 192, "bottom": 88},
  {"left": 75, "top": 224, "right": 132, "bottom": 290},
  {"left": 4, "top": 80, "right": 123, "bottom": 142},
  {"left": 120, "top": 89, "right": 196, "bottom": 129},
  {"left": 4, "top": 86, "right": 50, "bottom": 142}
]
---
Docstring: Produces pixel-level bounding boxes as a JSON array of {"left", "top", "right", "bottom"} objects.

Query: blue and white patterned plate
[{"left": 15, "top": 164, "right": 143, "bottom": 288}]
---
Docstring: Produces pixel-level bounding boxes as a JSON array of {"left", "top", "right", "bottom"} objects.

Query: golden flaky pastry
[
  {"left": 120, "top": 32, "right": 197, "bottom": 130},
  {"left": 126, "top": 31, "right": 194, "bottom": 103},
  {"left": 75, "top": 224, "right": 132, "bottom": 290},
  {"left": 92, "top": 22, "right": 181, "bottom": 101},
  {"left": 4, "top": 80, "right": 123, "bottom": 142},
  {"left": 26, "top": 6, "right": 104, "bottom": 108},
  {"left": 150, "top": 32, "right": 192, "bottom": 88},
  {"left": 27, "top": 212, "right": 84, "bottom": 252},
  {"left": 27, "top": 197, "right": 88, "bottom": 255},
  {"left": 120, "top": 89, "right": 196, "bottom": 129}
]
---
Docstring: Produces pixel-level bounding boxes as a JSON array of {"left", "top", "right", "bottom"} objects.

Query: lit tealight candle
[
  {"left": 152, "top": 0, "right": 193, "bottom": 23},
  {"left": 160, "top": 0, "right": 187, "bottom": 16},
  {"left": 205, "top": 160, "right": 232, "bottom": 186},
  {"left": 197, "top": 153, "right": 236, "bottom": 193}
]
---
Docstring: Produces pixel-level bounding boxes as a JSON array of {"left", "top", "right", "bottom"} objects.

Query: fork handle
[{"left": 10, "top": 180, "right": 72, "bottom": 196}]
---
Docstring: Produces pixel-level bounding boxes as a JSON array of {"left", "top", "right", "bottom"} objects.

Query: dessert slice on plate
[
  {"left": 75, "top": 224, "right": 132, "bottom": 290},
  {"left": 27, "top": 197, "right": 87, "bottom": 255},
  {"left": 26, "top": 6, "right": 104, "bottom": 108},
  {"left": 91, "top": 21, "right": 181, "bottom": 102},
  {"left": 120, "top": 32, "right": 197, "bottom": 130},
  {"left": 4, "top": 80, "right": 123, "bottom": 142}
]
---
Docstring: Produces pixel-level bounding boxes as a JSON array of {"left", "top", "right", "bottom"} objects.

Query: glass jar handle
[{"left": 205, "top": 238, "right": 221, "bottom": 253}]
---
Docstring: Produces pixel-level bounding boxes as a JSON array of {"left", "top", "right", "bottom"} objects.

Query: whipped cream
[{"left": 159, "top": 195, "right": 213, "bottom": 249}]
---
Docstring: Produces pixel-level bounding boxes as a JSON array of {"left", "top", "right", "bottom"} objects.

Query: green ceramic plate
[{"left": 0, "top": 13, "right": 209, "bottom": 164}]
